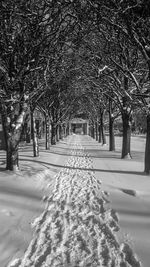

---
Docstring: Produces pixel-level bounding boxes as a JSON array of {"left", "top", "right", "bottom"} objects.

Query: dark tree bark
[
  {"left": 56, "top": 124, "right": 59, "bottom": 142},
  {"left": 100, "top": 110, "right": 106, "bottom": 145},
  {"left": 89, "top": 125, "right": 91, "bottom": 137},
  {"left": 51, "top": 122, "right": 56, "bottom": 145},
  {"left": 121, "top": 79, "right": 132, "bottom": 159},
  {"left": 6, "top": 140, "right": 19, "bottom": 171},
  {"left": 26, "top": 124, "right": 31, "bottom": 143},
  {"left": 109, "top": 116, "right": 115, "bottom": 151},
  {"left": 59, "top": 124, "right": 63, "bottom": 140},
  {"left": 95, "top": 121, "right": 98, "bottom": 141},
  {"left": 63, "top": 124, "right": 67, "bottom": 137},
  {"left": 31, "top": 110, "right": 39, "bottom": 157},
  {"left": 144, "top": 113, "right": 150, "bottom": 174},
  {"left": 91, "top": 123, "right": 95, "bottom": 139},
  {"left": 66, "top": 124, "right": 69, "bottom": 136},
  {"left": 67, "top": 122, "right": 71, "bottom": 136},
  {"left": 109, "top": 99, "right": 115, "bottom": 151},
  {"left": 98, "top": 123, "right": 102, "bottom": 143},
  {"left": 121, "top": 111, "right": 132, "bottom": 159},
  {"left": 45, "top": 114, "right": 50, "bottom": 150}
]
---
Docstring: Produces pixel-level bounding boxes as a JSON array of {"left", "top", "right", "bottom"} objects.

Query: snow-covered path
[{"left": 8, "top": 135, "right": 141, "bottom": 267}]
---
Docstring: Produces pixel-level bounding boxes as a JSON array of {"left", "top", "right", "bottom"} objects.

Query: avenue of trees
[{"left": 0, "top": 0, "right": 150, "bottom": 173}]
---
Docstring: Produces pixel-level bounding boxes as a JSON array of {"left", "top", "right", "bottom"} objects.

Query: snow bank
[{"left": 8, "top": 143, "right": 141, "bottom": 267}]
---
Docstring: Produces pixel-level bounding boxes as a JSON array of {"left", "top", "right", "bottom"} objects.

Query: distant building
[{"left": 69, "top": 118, "right": 89, "bottom": 135}]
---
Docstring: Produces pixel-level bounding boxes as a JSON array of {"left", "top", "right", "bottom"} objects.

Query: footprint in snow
[
  {"left": 1, "top": 209, "right": 14, "bottom": 216},
  {"left": 120, "top": 188, "right": 137, "bottom": 197}
]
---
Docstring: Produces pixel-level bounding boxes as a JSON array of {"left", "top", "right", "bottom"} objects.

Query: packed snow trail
[{"left": 8, "top": 136, "right": 141, "bottom": 267}]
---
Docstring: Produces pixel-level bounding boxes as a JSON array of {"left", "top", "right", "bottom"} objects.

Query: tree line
[{"left": 0, "top": 0, "right": 150, "bottom": 173}]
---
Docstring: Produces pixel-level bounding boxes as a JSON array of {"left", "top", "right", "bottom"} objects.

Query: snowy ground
[
  {"left": 0, "top": 134, "right": 149, "bottom": 266},
  {"left": 82, "top": 135, "right": 150, "bottom": 267}
]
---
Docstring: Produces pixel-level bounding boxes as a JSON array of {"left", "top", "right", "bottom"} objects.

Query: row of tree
[{"left": 0, "top": 0, "right": 150, "bottom": 173}]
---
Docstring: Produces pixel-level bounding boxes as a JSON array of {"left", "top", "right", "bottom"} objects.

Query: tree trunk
[
  {"left": 56, "top": 124, "right": 59, "bottom": 142},
  {"left": 63, "top": 124, "right": 67, "bottom": 137},
  {"left": 109, "top": 116, "right": 115, "bottom": 151},
  {"left": 91, "top": 124, "right": 95, "bottom": 139},
  {"left": 6, "top": 137, "right": 19, "bottom": 171},
  {"left": 89, "top": 125, "right": 91, "bottom": 137},
  {"left": 109, "top": 98, "right": 115, "bottom": 150},
  {"left": 31, "top": 110, "right": 39, "bottom": 157},
  {"left": 102, "top": 126, "right": 106, "bottom": 145},
  {"left": 95, "top": 121, "right": 98, "bottom": 141},
  {"left": 26, "top": 125, "right": 31, "bottom": 143},
  {"left": 51, "top": 123, "right": 56, "bottom": 145},
  {"left": 59, "top": 124, "right": 63, "bottom": 140},
  {"left": 66, "top": 124, "right": 69, "bottom": 136},
  {"left": 45, "top": 114, "right": 50, "bottom": 150},
  {"left": 98, "top": 123, "right": 102, "bottom": 143},
  {"left": 100, "top": 111, "right": 106, "bottom": 145},
  {"left": 1, "top": 104, "right": 27, "bottom": 171},
  {"left": 121, "top": 112, "right": 132, "bottom": 159},
  {"left": 144, "top": 114, "right": 150, "bottom": 174}
]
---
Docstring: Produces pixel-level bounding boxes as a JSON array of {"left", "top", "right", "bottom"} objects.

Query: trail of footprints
[{"left": 9, "top": 143, "right": 141, "bottom": 267}]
